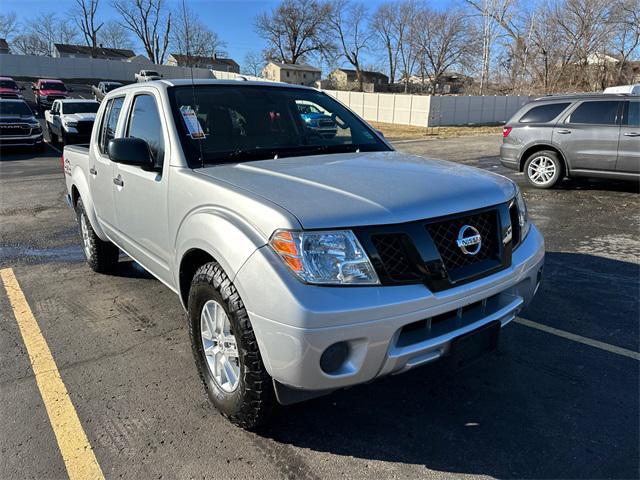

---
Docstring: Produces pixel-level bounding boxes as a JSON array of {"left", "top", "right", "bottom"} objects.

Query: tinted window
[
  {"left": 0, "top": 80, "right": 18, "bottom": 89},
  {"left": 0, "top": 101, "right": 32, "bottom": 116},
  {"left": 62, "top": 102, "right": 99, "bottom": 114},
  {"left": 127, "top": 94, "right": 165, "bottom": 165},
  {"left": 519, "top": 103, "right": 570, "bottom": 123},
  {"left": 626, "top": 101, "right": 639, "bottom": 127},
  {"left": 568, "top": 101, "right": 622, "bottom": 125},
  {"left": 99, "top": 97, "right": 124, "bottom": 154}
]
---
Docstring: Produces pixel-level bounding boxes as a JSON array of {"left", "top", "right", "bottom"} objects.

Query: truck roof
[
  {"left": 159, "top": 78, "right": 314, "bottom": 90},
  {"left": 53, "top": 99, "right": 98, "bottom": 103}
]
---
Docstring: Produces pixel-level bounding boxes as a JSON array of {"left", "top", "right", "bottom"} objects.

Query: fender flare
[
  {"left": 71, "top": 166, "right": 109, "bottom": 240},
  {"left": 518, "top": 141, "right": 571, "bottom": 173}
]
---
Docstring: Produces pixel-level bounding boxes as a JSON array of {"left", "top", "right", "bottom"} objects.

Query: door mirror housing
[{"left": 108, "top": 138, "right": 157, "bottom": 171}]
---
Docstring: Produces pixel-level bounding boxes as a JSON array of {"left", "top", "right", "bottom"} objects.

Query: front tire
[
  {"left": 188, "top": 261, "right": 274, "bottom": 429},
  {"left": 76, "top": 198, "right": 119, "bottom": 273},
  {"left": 524, "top": 150, "right": 564, "bottom": 189}
]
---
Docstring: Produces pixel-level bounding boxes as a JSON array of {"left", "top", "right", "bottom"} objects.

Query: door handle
[
  {"left": 623, "top": 132, "right": 640, "bottom": 137},
  {"left": 113, "top": 175, "right": 124, "bottom": 187},
  {"left": 89, "top": 166, "right": 97, "bottom": 176},
  {"left": 557, "top": 129, "right": 571, "bottom": 134}
]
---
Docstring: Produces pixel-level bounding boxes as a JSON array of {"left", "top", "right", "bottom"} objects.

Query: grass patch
[{"left": 369, "top": 121, "right": 503, "bottom": 141}]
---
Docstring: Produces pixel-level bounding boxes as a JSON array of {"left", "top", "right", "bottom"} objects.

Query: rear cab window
[
  {"left": 519, "top": 103, "right": 570, "bottom": 123},
  {"left": 567, "top": 101, "right": 623, "bottom": 125}
]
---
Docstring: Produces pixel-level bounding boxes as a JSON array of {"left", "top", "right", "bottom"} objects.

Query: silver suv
[{"left": 500, "top": 94, "right": 639, "bottom": 188}]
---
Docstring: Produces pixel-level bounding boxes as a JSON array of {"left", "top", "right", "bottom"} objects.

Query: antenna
[{"left": 182, "top": 0, "right": 205, "bottom": 168}]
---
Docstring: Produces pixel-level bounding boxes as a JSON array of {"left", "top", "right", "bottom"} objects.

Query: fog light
[{"left": 320, "top": 342, "right": 349, "bottom": 374}]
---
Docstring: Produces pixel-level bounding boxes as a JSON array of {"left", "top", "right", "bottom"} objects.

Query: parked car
[
  {"left": 604, "top": 84, "right": 640, "bottom": 95},
  {"left": 297, "top": 103, "right": 338, "bottom": 138},
  {"left": 45, "top": 99, "right": 99, "bottom": 145},
  {"left": 135, "top": 70, "right": 162, "bottom": 82},
  {"left": 92, "top": 81, "right": 123, "bottom": 102},
  {"left": 32, "top": 79, "right": 71, "bottom": 109},
  {"left": 500, "top": 94, "right": 640, "bottom": 188},
  {"left": 0, "top": 99, "right": 44, "bottom": 150},
  {"left": 63, "top": 80, "right": 544, "bottom": 429},
  {"left": 0, "top": 77, "right": 25, "bottom": 99}
]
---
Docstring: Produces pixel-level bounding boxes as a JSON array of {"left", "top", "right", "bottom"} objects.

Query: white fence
[
  {"left": 324, "top": 89, "right": 533, "bottom": 127},
  {"left": 0, "top": 53, "right": 213, "bottom": 83}
]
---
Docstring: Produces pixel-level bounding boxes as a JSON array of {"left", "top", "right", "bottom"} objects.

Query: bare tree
[
  {"left": 371, "top": 2, "right": 401, "bottom": 84},
  {"left": 413, "top": 8, "right": 474, "bottom": 94},
  {"left": 98, "top": 20, "right": 132, "bottom": 49},
  {"left": 20, "top": 13, "right": 78, "bottom": 56},
  {"left": 172, "top": 3, "right": 226, "bottom": 62},
  {"left": 255, "top": 0, "right": 332, "bottom": 64},
  {"left": 327, "top": 1, "right": 373, "bottom": 91},
  {"left": 610, "top": 0, "right": 640, "bottom": 84},
  {"left": 0, "top": 11, "right": 18, "bottom": 41},
  {"left": 112, "top": 0, "right": 171, "bottom": 64},
  {"left": 243, "top": 51, "right": 265, "bottom": 76},
  {"left": 71, "top": 0, "right": 104, "bottom": 53},
  {"left": 396, "top": 0, "right": 420, "bottom": 92}
]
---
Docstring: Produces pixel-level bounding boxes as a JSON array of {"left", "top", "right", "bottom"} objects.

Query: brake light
[{"left": 502, "top": 126, "right": 512, "bottom": 138}]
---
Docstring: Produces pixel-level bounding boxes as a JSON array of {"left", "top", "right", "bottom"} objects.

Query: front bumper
[
  {"left": 234, "top": 224, "right": 545, "bottom": 397},
  {"left": 0, "top": 133, "right": 44, "bottom": 147}
]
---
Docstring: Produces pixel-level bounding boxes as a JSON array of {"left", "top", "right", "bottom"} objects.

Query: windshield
[
  {"left": 144, "top": 71, "right": 159, "bottom": 76},
  {"left": 62, "top": 102, "right": 99, "bottom": 114},
  {"left": 104, "top": 83, "right": 122, "bottom": 92},
  {"left": 0, "top": 101, "right": 33, "bottom": 116},
  {"left": 168, "top": 85, "right": 390, "bottom": 166},
  {"left": 41, "top": 82, "right": 66, "bottom": 91},
  {"left": 0, "top": 80, "right": 18, "bottom": 90}
]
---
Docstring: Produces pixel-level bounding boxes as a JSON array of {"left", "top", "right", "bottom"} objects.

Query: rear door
[
  {"left": 617, "top": 100, "right": 640, "bottom": 174},
  {"left": 89, "top": 96, "right": 125, "bottom": 235},
  {"left": 112, "top": 90, "right": 172, "bottom": 284},
  {"left": 555, "top": 100, "right": 623, "bottom": 171}
]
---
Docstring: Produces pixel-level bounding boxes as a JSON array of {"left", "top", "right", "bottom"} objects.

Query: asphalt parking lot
[{"left": 1, "top": 125, "right": 638, "bottom": 478}]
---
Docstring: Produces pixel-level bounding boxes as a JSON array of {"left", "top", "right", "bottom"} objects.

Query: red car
[
  {"left": 32, "top": 79, "right": 71, "bottom": 109},
  {"left": 0, "top": 76, "right": 25, "bottom": 99}
]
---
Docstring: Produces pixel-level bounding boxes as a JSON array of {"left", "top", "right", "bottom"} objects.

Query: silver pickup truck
[{"left": 63, "top": 80, "right": 544, "bottom": 429}]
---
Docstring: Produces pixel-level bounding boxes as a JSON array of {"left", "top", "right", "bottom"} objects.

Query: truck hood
[
  {"left": 64, "top": 113, "right": 96, "bottom": 122},
  {"left": 196, "top": 151, "right": 516, "bottom": 229}
]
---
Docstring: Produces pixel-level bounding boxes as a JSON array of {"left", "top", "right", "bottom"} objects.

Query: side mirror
[{"left": 108, "top": 138, "right": 156, "bottom": 171}]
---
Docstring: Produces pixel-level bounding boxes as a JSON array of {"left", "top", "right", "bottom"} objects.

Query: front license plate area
[{"left": 449, "top": 320, "right": 500, "bottom": 369}]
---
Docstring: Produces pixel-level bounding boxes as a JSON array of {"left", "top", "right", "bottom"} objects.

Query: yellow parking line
[
  {"left": 515, "top": 317, "right": 640, "bottom": 361},
  {"left": 0, "top": 268, "right": 105, "bottom": 480}
]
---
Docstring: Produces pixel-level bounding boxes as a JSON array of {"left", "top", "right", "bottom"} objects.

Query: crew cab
[
  {"left": 45, "top": 99, "right": 99, "bottom": 145},
  {"left": 63, "top": 80, "right": 544, "bottom": 429},
  {"left": 32, "top": 79, "right": 71, "bottom": 108},
  {"left": 0, "top": 77, "right": 25, "bottom": 99},
  {"left": 0, "top": 99, "right": 43, "bottom": 150},
  {"left": 92, "top": 81, "right": 123, "bottom": 102},
  {"left": 134, "top": 70, "right": 162, "bottom": 82}
]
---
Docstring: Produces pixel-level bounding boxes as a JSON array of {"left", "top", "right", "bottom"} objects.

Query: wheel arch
[
  {"left": 70, "top": 169, "right": 108, "bottom": 240},
  {"left": 519, "top": 143, "right": 569, "bottom": 174}
]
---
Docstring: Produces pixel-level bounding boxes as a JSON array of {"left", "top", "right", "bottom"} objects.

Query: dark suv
[{"left": 500, "top": 94, "right": 639, "bottom": 188}]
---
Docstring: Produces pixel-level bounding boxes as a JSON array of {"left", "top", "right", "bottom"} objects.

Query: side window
[
  {"left": 126, "top": 94, "right": 165, "bottom": 166},
  {"left": 568, "top": 101, "right": 623, "bottom": 125},
  {"left": 626, "top": 101, "right": 639, "bottom": 127},
  {"left": 98, "top": 97, "right": 124, "bottom": 155},
  {"left": 519, "top": 103, "right": 570, "bottom": 123}
]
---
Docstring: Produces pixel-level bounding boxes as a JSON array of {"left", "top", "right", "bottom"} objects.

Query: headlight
[
  {"left": 269, "top": 230, "right": 379, "bottom": 285},
  {"left": 515, "top": 185, "right": 530, "bottom": 241}
]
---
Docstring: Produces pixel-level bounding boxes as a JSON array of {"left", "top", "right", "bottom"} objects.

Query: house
[
  {"left": 328, "top": 68, "right": 389, "bottom": 92},
  {"left": 53, "top": 43, "right": 136, "bottom": 61},
  {"left": 261, "top": 62, "right": 321, "bottom": 86},
  {"left": 0, "top": 38, "right": 9, "bottom": 54},
  {"left": 126, "top": 54, "right": 153, "bottom": 65},
  {"left": 165, "top": 54, "right": 240, "bottom": 73}
]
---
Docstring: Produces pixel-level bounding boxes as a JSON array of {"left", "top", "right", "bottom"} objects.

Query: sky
[{"left": 1, "top": 0, "right": 449, "bottom": 72}]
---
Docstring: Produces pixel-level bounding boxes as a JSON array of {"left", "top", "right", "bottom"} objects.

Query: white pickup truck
[
  {"left": 134, "top": 70, "right": 162, "bottom": 82},
  {"left": 45, "top": 99, "right": 99, "bottom": 145},
  {"left": 63, "top": 79, "right": 545, "bottom": 429}
]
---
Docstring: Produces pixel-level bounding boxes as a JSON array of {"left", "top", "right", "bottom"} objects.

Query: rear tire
[
  {"left": 76, "top": 198, "right": 119, "bottom": 273},
  {"left": 188, "top": 261, "right": 274, "bottom": 430},
  {"left": 523, "top": 150, "right": 564, "bottom": 189}
]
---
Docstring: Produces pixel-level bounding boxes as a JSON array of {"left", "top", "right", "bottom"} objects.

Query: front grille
[
  {"left": 427, "top": 210, "right": 498, "bottom": 272},
  {"left": 0, "top": 123, "right": 31, "bottom": 137},
  {"left": 75, "top": 120, "right": 94, "bottom": 136},
  {"left": 371, "top": 234, "right": 421, "bottom": 282},
  {"left": 318, "top": 119, "right": 335, "bottom": 128}
]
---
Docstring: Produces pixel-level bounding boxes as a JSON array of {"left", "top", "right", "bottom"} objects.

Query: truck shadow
[{"left": 258, "top": 252, "right": 639, "bottom": 479}]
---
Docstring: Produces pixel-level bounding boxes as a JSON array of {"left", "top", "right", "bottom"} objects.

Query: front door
[
  {"left": 112, "top": 92, "right": 172, "bottom": 284},
  {"left": 617, "top": 100, "right": 640, "bottom": 174},
  {"left": 89, "top": 96, "right": 125, "bottom": 237},
  {"left": 555, "top": 100, "right": 623, "bottom": 172}
]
